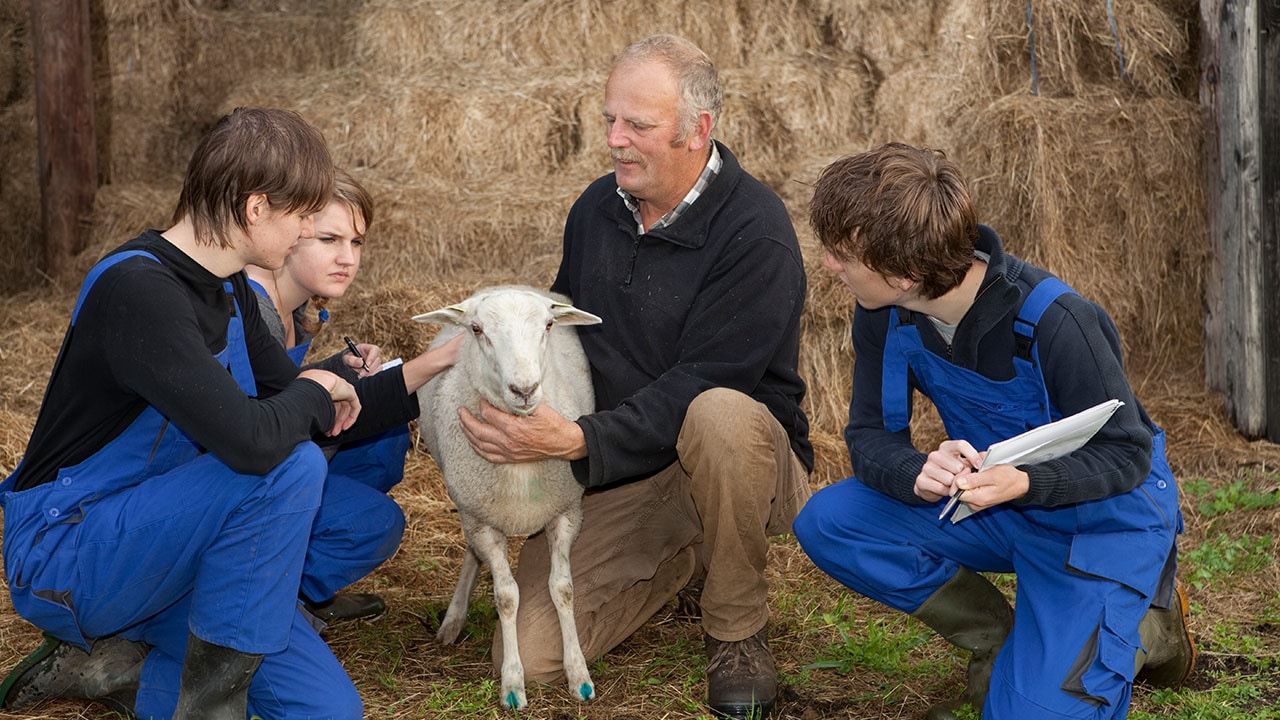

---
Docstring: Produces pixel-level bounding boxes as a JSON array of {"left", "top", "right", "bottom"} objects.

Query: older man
[{"left": 458, "top": 34, "right": 812, "bottom": 719}]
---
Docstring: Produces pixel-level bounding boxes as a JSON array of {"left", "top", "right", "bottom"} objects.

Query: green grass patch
[
  {"left": 1182, "top": 476, "right": 1280, "bottom": 518},
  {"left": 1131, "top": 672, "right": 1280, "bottom": 719},
  {"left": 804, "top": 597, "right": 947, "bottom": 678},
  {"left": 1181, "top": 534, "right": 1275, "bottom": 590}
]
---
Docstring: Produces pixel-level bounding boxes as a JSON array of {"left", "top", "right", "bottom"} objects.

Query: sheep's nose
[{"left": 509, "top": 382, "right": 540, "bottom": 403}]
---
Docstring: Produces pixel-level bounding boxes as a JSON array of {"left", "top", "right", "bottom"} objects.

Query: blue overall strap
[
  {"left": 882, "top": 307, "right": 911, "bottom": 432},
  {"left": 1012, "top": 276, "right": 1077, "bottom": 342},
  {"left": 72, "top": 251, "right": 160, "bottom": 325},
  {"left": 246, "top": 276, "right": 271, "bottom": 301},
  {"left": 224, "top": 282, "right": 260, "bottom": 395}
]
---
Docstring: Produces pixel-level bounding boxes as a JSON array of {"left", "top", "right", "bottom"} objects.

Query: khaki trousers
[{"left": 491, "top": 387, "right": 812, "bottom": 682}]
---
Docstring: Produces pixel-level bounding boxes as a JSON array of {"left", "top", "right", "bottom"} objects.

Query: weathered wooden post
[
  {"left": 1202, "top": 0, "right": 1280, "bottom": 440},
  {"left": 30, "top": 0, "right": 96, "bottom": 278},
  {"left": 1263, "top": 0, "right": 1280, "bottom": 441}
]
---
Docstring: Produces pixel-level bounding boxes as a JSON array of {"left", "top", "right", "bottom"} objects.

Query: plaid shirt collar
[{"left": 617, "top": 143, "right": 722, "bottom": 234}]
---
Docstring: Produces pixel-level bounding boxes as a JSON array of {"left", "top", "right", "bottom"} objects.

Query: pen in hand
[{"left": 343, "top": 336, "right": 370, "bottom": 372}]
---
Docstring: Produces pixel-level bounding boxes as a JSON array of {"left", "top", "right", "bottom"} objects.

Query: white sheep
[{"left": 412, "top": 285, "right": 602, "bottom": 711}]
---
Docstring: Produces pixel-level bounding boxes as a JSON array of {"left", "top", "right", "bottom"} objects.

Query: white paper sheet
[{"left": 944, "top": 398, "right": 1124, "bottom": 522}]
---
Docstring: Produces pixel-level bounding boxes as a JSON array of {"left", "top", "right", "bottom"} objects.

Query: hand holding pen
[
  {"left": 343, "top": 336, "right": 382, "bottom": 378},
  {"left": 914, "top": 439, "right": 983, "bottom": 506}
]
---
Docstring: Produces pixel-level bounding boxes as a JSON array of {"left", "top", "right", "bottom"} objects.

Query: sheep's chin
[{"left": 499, "top": 396, "right": 541, "bottom": 417}]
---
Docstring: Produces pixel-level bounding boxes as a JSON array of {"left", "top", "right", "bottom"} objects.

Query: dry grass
[{"left": 1, "top": 0, "right": 1277, "bottom": 717}]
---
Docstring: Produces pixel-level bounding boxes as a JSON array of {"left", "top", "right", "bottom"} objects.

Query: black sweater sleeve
[
  {"left": 846, "top": 306, "right": 931, "bottom": 504},
  {"left": 94, "top": 267, "right": 334, "bottom": 475}
]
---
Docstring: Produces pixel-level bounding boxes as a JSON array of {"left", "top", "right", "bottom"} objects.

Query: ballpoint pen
[
  {"left": 343, "top": 336, "right": 370, "bottom": 372},
  {"left": 938, "top": 489, "right": 966, "bottom": 520}
]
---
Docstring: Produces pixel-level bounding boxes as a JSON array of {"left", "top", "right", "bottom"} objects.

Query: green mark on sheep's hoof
[
  {"left": 504, "top": 691, "right": 520, "bottom": 709},
  {"left": 579, "top": 682, "right": 594, "bottom": 700}
]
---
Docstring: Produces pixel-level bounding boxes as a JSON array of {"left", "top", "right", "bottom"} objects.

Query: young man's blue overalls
[
  {"left": 1, "top": 252, "right": 363, "bottom": 718},
  {"left": 796, "top": 276, "right": 1182, "bottom": 719},
  {"left": 246, "top": 278, "right": 410, "bottom": 604}
]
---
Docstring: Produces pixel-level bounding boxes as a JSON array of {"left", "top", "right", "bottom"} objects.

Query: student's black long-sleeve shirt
[{"left": 14, "top": 231, "right": 411, "bottom": 491}]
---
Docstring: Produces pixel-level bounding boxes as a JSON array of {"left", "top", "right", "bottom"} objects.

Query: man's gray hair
[{"left": 612, "top": 34, "right": 723, "bottom": 142}]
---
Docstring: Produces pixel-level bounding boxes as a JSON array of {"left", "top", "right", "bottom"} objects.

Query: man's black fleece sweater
[{"left": 552, "top": 141, "right": 813, "bottom": 489}]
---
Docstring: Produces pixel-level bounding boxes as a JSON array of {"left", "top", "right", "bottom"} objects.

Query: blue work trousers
[{"left": 796, "top": 479, "right": 1158, "bottom": 719}]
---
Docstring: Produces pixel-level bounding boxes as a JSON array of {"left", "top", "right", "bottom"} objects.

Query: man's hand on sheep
[
  {"left": 458, "top": 399, "right": 588, "bottom": 463},
  {"left": 298, "top": 368, "right": 362, "bottom": 436}
]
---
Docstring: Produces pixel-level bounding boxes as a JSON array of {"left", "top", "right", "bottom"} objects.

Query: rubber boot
[
  {"left": 911, "top": 568, "right": 1014, "bottom": 720},
  {"left": 172, "top": 633, "right": 263, "bottom": 720},
  {"left": 0, "top": 633, "right": 147, "bottom": 716},
  {"left": 1135, "top": 581, "right": 1196, "bottom": 687}
]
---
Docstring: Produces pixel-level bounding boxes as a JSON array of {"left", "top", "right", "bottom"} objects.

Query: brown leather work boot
[
  {"left": 0, "top": 633, "right": 147, "bottom": 716},
  {"left": 1136, "top": 581, "right": 1196, "bottom": 687},
  {"left": 705, "top": 627, "right": 777, "bottom": 719}
]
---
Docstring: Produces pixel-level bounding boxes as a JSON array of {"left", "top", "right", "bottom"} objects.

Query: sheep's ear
[
  {"left": 551, "top": 301, "right": 602, "bottom": 326},
  {"left": 412, "top": 304, "right": 468, "bottom": 325}
]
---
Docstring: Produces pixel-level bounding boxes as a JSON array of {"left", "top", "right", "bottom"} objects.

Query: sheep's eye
[
  {"left": 545, "top": 320, "right": 554, "bottom": 332},
  {"left": 470, "top": 322, "right": 483, "bottom": 336}
]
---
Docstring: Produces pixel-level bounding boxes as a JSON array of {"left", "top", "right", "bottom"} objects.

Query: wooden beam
[
  {"left": 1262, "top": 0, "right": 1280, "bottom": 441},
  {"left": 30, "top": 0, "right": 96, "bottom": 278},
  {"left": 1203, "top": 0, "right": 1267, "bottom": 436}
]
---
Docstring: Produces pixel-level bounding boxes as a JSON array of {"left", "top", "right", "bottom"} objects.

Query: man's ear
[
  {"left": 245, "top": 193, "right": 270, "bottom": 225},
  {"left": 687, "top": 111, "right": 713, "bottom": 152},
  {"left": 891, "top": 276, "right": 917, "bottom": 293}
]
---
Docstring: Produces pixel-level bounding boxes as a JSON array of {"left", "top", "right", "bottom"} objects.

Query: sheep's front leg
[
  {"left": 545, "top": 506, "right": 594, "bottom": 701},
  {"left": 467, "top": 523, "right": 526, "bottom": 710},
  {"left": 437, "top": 546, "right": 482, "bottom": 645}
]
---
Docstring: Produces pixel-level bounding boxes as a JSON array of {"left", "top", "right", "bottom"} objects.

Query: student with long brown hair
[{"left": 246, "top": 170, "right": 453, "bottom": 625}]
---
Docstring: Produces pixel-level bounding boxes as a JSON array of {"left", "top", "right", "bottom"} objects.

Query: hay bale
[
  {"left": 84, "top": 182, "right": 180, "bottom": 276},
  {"left": 100, "top": 108, "right": 189, "bottom": 185},
  {"left": 226, "top": 66, "right": 602, "bottom": 182},
  {"left": 955, "top": 92, "right": 1204, "bottom": 368},
  {"left": 798, "top": 228, "right": 857, "bottom": 439},
  {"left": 94, "top": 4, "right": 182, "bottom": 117},
  {"left": 355, "top": 175, "right": 580, "bottom": 289},
  {"left": 719, "top": 53, "right": 877, "bottom": 189},
  {"left": 309, "top": 280, "right": 475, "bottom": 365},
  {"left": 0, "top": 0, "right": 31, "bottom": 107},
  {"left": 175, "top": 5, "right": 357, "bottom": 124},
  {"left": 814, "top": 0, "right": 942, "bottom": 78},
  {"left": 355, "top": 0, "right": 825, "bottom": 72},
  {"left": 965, "top": 0, "right": 1194, "bottom": 98},
  {"left": 869, "top": 58, "right": 961, "bottom": 147}
]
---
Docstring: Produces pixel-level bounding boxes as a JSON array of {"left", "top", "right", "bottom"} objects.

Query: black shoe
[
  {"left": 0, "top": 633, "right": 146, "bottom": 715},
  {"left": 304, "top": 592, "right": 387, "bottom": 624},
  {"left": 705, "top": 628, "right": 776, "bottom": 719}
]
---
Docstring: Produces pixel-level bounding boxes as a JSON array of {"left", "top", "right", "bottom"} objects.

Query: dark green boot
[
  {"left": 912, "top": 568, "right": 1014, "bottom": 720},
  {"left": 0, "top": 633, "right": 147, "bottom": 716},
  {"left": 172, "top": 633, "right": 263, "bottom": 720},
  {"left": 1135, "top": 581, "right": 1196, "bottom": 687}
]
